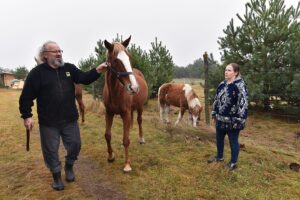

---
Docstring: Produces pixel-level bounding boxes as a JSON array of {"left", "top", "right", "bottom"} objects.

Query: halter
[
  {"left": 106, "top": 62, "right": 136, "bottom": 92},
  {"left": 106, "top": 62, "right": 133, "bottom": 78}
]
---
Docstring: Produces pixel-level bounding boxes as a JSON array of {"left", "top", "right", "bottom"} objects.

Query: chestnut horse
[
  {"left": 158, "top": 83, "right": 202, "bottom": 127},
  {"left": 103, "top": 36, "right": 148, "bottom": 172},
  {"left": 34, "top": 57, "right": 85, "bottom": 123}
]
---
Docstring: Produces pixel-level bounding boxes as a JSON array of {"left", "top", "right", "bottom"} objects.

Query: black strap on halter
[{"left": 106, "top": 63, "right": 133, "bottom": 78}]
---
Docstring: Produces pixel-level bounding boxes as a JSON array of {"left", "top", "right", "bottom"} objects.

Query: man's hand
[
  {"left": 24, "top": 117, "right": 34, "bottom": 131},
  {"left": 96, "top": 62, "right": 109, "bottom": 73}
]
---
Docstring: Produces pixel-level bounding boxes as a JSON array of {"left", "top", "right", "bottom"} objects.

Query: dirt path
[
  {"left": 33, "top": 127, "right": 125, "bottom": 200},
  {"left": 75, "top": 156, "right": 125, "bottom": 200}
]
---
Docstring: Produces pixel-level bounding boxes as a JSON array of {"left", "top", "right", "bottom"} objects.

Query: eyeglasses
[{"left": 44, "top": 50, "right": 63, "bottom": 54}]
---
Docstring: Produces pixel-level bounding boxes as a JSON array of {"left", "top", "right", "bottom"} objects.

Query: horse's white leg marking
[
  {"left": 124, "top": 163, "right": 132, "bottom": 172},
  {"left": 192, "top": 115, "right": 198, "bottom": 127},
  {"left": 139, "top": 137, "right": 145, "bottom": 144},
  {"left": 175, "top": 110, "right": 182, "bottom": 126}
]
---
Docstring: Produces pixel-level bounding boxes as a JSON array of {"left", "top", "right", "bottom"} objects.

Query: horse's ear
[
  {"left": 104, "top": 40, "right": 113, "bottom": 51},
  {"left": 122, "top": 36, "right": 131, "bottom": 48}
]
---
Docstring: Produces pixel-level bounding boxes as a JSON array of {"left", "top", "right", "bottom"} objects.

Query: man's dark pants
[{"left": 39, "top": 121, "right": 81, "bottom": 173}]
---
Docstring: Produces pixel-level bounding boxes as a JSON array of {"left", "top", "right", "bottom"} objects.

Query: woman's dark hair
[{"left": 229, "top": 63, "right": 241, "bottom": 77}]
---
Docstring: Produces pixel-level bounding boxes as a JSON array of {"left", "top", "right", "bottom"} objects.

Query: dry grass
[{"left": 1, "top": 82, "right": 300, "bottom": 200}]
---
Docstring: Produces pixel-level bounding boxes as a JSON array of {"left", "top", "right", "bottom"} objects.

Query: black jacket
[{"left": 19, "top": 62, "right": 100, "bottom": 126}]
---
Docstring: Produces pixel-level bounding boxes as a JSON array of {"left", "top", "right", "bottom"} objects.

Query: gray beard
[{"left": 51, "top": 58, "right": 64, "bottom": 68}]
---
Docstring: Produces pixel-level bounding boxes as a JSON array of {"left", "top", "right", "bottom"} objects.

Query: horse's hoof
[
  {"left": 139, "top": 138, "right": 146, "bottom": 144},
  {"left": 123, "top": 164, "right": 132, "bottom": 172},
  {"left": 107, "top": 153, "right": 115, "bottom": 163}
]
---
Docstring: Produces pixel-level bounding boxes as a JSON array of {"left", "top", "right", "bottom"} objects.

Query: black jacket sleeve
[
  {"left": 69, "top": 64, "right": 100, "bottom": 85},
  {"left": 19, "top": 69, "right": 39, "bottom": 119}
]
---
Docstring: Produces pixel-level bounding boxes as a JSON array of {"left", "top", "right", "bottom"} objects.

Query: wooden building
[{"left": 0, "top": 71, "right": 15, "bottom": 87}]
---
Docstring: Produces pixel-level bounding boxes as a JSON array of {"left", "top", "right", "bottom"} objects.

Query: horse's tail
[
  {"left": 157, "top": 85, "right": 164, "bottom": 112},
  {"left": 157, "top": 84, "right": 166, "bottom": 121},
  {"left": 157, "top": 86, "right": 161, "bottom": 106}
]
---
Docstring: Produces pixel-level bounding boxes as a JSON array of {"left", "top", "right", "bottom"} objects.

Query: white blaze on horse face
[
  {"left": 117, "top": 51, "right": 139, "bottom": 92},
  {"left": 192, "top": 115, "right": 198, "bottom": 127},
  {"left": 190, "top": 99, "right": 200, "bottom": 127}
]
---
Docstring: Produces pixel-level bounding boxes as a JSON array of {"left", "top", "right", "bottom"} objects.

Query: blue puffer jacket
[{"left": 211, "top": 77, "right": 248, "bottom": 130}]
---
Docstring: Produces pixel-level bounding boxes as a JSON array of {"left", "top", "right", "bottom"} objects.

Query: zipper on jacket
[
  {"left": 55, "top": 68, "right": 65, "bottom": 123},
  {"left": 55, "top": 69, "right": 63, "bottom": 97}
]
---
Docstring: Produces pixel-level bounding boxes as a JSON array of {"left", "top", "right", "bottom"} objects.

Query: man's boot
[
  {"left": 64, "top": 163, "right": 75, "bottom": 182},
  {"left": 52, "top": 172, "right": 64, "bottom": 191}
]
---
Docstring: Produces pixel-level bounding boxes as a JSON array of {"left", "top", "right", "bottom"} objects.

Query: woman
[{"left": 208, "top": 63, "right": 248, "bottom": 170}]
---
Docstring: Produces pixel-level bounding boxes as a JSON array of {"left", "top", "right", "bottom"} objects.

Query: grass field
[{"left": 1, "top": 82, "right": 300, "bottom": 200}]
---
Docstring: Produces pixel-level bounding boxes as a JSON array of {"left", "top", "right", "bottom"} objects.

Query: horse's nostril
[
  {"left": 132, "top": 85, "right": 140, "bottom": 93},
  {"left": 127, "top": 84, "right": 139, "bottom": 94},
  {"left": 127, "top": 84, "right": 132, "bottom": 91}
]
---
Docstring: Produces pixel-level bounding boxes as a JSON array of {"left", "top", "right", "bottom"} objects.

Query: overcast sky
[{"left": 0, "top": 0, "right": 298, "bottom": 70}]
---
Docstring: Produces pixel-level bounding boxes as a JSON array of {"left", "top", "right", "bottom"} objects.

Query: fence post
[{"left": 203, "top": 52, "right": 210, "bottom": 125}]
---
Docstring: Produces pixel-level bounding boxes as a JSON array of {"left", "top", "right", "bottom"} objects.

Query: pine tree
[
  {"left": 13, "top": 66, "right": 28, "bottom": 80},
  {"left": 149, "top": 37, "right": 175, "bottom": 94},
  {"left": 129, "top": 44, "right": 154, "bottom": 96},
  {"left": 218, "top": 0, "right": 300, "bottom": 108}
]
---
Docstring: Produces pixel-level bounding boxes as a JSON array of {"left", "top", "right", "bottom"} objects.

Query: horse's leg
[
  {"left": 175, "top": 107, "right": 185, "bottom": 126},
  {"left": 159, "top": 103, "right": 165, "bottom": 122},
  {"left": 191, "top": 111, "right": 199, "bottom": 127},
  {"left": 192, "top": 114, "right": 198, "bottom": 127},
  {"left": 130, "top": 109, "right": 134, "bottom": 128},
  {"left": 165, "top": 105, "right": 170, "bottom": 124},
  {"left": 105, "top": 113, "right": 115, "bottom": 162},
  {"left": 121, "top": 112, "right": 132, "bottom": 172},
  {"left": 75, "top": 84, "right": 85, "bottom": 123},
  {"left": 137, "top": 107, "right": 145, "bottom": 144},
  {"left": 77, "top": 100, "right": 85, "bottom": 123}
]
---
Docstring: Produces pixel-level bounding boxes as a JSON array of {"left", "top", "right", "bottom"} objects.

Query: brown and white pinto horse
[
  {"left": 34, "top": 57, "right": 85, "bottom": 123},
  {"left": 158, "top": 83, "right": 202, "bottom": 127},
  {"left": 103, "top": 36, "right": 148, "bottom": 172}
]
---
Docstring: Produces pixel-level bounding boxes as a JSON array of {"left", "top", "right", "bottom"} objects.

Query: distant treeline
[{"left": 174, "top": 58, "right": 204, "bottom": 79}]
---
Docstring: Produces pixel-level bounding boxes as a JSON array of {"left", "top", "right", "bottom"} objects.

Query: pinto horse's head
[
  {"left": 104, "top": 36, "right": 139, "bottom": 94},
  {"left": 189, "top": 104, "right": 203, "bottom": 127}
]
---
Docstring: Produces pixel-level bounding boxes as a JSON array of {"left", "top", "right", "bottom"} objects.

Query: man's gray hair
[{"left": 35, "top": 41, "right": 57, "bottom": 64}]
